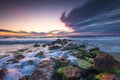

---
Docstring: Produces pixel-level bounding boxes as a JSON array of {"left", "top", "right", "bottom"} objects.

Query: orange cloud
[{"left": 0, "top": 32, "right": 32, "bottom": 36}]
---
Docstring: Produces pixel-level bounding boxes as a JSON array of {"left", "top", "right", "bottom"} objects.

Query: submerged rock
[
  {"left": 29, "top": 59, "right": 55, "bottom": 80},
  {"left": 94, "top": 53, "right": 120, "bottom": 74},
  {"left": 57, "top": 66, "right": 81, "bottom": 80},
  {"left": 0, "top": 68, "right": 7, "bottom": 80},
  {"left": 35, "top": 51, "right": 45, "bottom": 57},
  {"left": 0, "top": 55, "right": 9, "bottom": 59},
  {"left": 14, "top": 54, "right": 25, "bottom": 60}
]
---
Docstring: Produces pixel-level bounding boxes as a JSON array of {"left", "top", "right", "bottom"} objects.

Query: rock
[
  {"left": 87, "top": 51, "right": 99, "bottom": 58},
  {"left": 95, "top": 73, "right": 120, "bottom": 80},
  {"left": 42, "top": 44, "right": 47, "bottom": 47},
  {"left": 49, "top": 45, "right": 61, "bottom": 50},
  {"left": 55, "top": 56, "right": 71, "bottom": 67},
  {"left": 71, "top": 48, "right": 87, "bottom": 59},
  {"left": 77, "top": 59, "right": 92, "bottom": 69},
  {"left": 15, "top": 52, "right": 24, "bottom": 54},
  {"left": 18, "top": 48, "right": 28, "bottom": 52},
  {"left": 29, "top": 59, "right": 55, "bottom": 80},
  {"left": 0, "top": 68, "right": 7, "bottom": 80},
  {"left": 61, "top": 42, "right": 78, "bottom": 50},
  {"left": 35, "top": 51, "right": 45, "bottom": 57},
  {"left": 89, "top": 47, "right": 100, "bottom": 52},
  {"left": 12, "top": 59, "right": 19, "bottom": 63},
  {"left": 115, "top": 75, "right": 120, "bottom": 80},
  {"left": 14, "top": 54, "right": 25, "bottom": 60},
  {"left": 79, "top": 44, "right": 86, "bottom": 49},
  {"left": 57, "top": 66, "right": 81, "bottom": 80},
  {"left": 94, "top": 53, "right": 120, "bottom": 73},
  {"left": 19, "top": 75, "right": 30, "bottom": 80},
  {"left": 0, "top": 55, "right": 9, "bottom": 59},
  {"left": 51, "top": 39, "right": 68, "bottom": 45},
  {"left": 34, "top": 44, "right": 40, "bottom": 47}
]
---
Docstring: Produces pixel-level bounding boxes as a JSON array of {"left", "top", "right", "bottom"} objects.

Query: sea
[{"left": 0, "top": 36, "right": 120, "bottom": 57}]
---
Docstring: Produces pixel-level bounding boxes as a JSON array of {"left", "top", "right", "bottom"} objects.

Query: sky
[{"left": 0, "top": 0, "right": 120, "bottom": 36}]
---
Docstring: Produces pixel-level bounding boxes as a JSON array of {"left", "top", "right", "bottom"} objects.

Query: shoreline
[{"left": 0, "top": 39, "right": 120, "bottom": 80}]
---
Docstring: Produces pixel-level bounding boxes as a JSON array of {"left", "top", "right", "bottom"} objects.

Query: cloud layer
[{"left": 61, "top": 0, "right": 120, "bottom": 35}]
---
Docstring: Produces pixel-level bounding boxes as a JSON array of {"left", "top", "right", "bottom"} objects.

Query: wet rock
[
  {"left": 11, "top": 59, "right": 19, "bottom": 63},
  {"left": 94, "top": 53, "right": 120, "bottom": 73},
  {"left": 42, "top": 44, "right": 47, "bottom": 47},
  {"left": 51, "top": 39, "right": 68, "bottom": 45},
  {"left": 61, "top": 42, "right": 78, "bottom": 50},
  {"left": 71, "top": 48, "right": 87, "bottom": 59},
  {"left": 79, "top": 44, "right": 86, "bottom": 49},
  {"left": 34, "top": 44, "right": 40, "bottom": 47},
  {"left": 19, "top": 75, "right": 30, "bottom": 80},
  {"left": 87, "top": 51, "right": 99, "bottom": 58},
  {"left": 0, "top": 68, "right": 7, "bottom": 80},
  {"left": 35, "top": 51, "right": 45, "bottom": 57},
  {"left": 95, "top": 73, "right": 120, "bottom": 80},
  {"left": 89, "top": 47, "right": 100, "bottom": 52},
  {"left": 57, "top": 66, "right": 81, "bottom": 80},
  {"left": 77, "top": 59, "right": 92, "bottom": 69},
  {"left": 14, "top": 54, "right": 25, "bottom": 60},
  {"left": 0, "top": 55, "right": 9, "bottom": 59},
  {"left": 55, "top": 56, "right": 71, "bottom": 67},
  {"left": 49, "top": 45, "right": 61, "bottom": 50},
  {"left": 18, "top": 48, "right": 28, "bottom": 52},
  {"left": 29, "top": 59, "right": 55, "bottom": 80},
  {"left": 21, "top": 58, "right": 36, "bottom": 67},
  {"left": 15, "top": 52, "right": 24, "bottom": 54}
]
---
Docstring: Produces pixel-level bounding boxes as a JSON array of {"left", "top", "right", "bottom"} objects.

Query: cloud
[
  {"left": 61, "top": 0, "right": 120, "bottom": 35},
  {"left": 0, "top": 29, "right": 15, "bottom": 33}
]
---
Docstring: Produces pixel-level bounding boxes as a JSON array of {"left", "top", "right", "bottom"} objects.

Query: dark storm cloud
[
  {"left": 0, "top": 29, "right": 15, "bottom": 33},
  {"left": 0, "top": 29, "right": 29, "bottom": 33},
  {"left": 61, "top": 0, "right": 120, "bottom": 35}
]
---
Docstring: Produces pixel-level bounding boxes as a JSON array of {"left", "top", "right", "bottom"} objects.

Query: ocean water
[{"left": 0, "top": 36, "right": 120, "bottom": 57}]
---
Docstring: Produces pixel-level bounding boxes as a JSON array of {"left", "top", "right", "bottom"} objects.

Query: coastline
[{"left": 0, "top": 39, "right": 120, "bottom": 80}]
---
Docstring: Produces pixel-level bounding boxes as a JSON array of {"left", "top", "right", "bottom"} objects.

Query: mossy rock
[
  {"left": 77, "top": 59, "right": 92, "bottom": 69},
  {"left": 112, "top": 67, "right": 120, "bottom": 74},
  {"left": 57, "top": 66, "right": 81, "bottom": 80},
  {"left": 71, "top": 48, "right": 88, "bottom": 59},
  {"left": 85, "top": 57, "right": 94, "bottom": 63},
  {"left": 87, "top": 51, "right": 99, "bottom": 58},
  {"left": 89, "top": 47, "right": 100, "bottom": 52},
  {"left": 15, "top": 52, "right": 23, "bottom": 54},
  {"left": 93, "top": 67, "right": 120, "bottom": 75},
  {"left": 95, "top": 73, "right": 117, "bottom": 80}
]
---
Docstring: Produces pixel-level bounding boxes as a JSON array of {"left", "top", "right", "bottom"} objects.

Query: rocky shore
[{"left": 0, "top": 39, "right": 120, "bottom": 80}]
